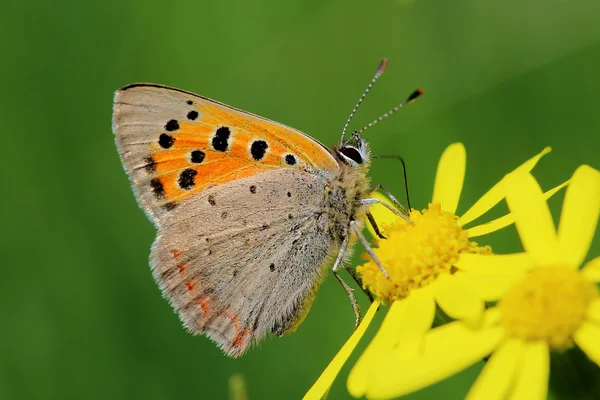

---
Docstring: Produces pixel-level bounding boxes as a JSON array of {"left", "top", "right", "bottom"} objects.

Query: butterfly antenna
[
  {"left": 340, "top": 59, "right": 388, "bottom": 143},
  {"left": 356, "top": 88, "right": 423, "bottom": 135}
]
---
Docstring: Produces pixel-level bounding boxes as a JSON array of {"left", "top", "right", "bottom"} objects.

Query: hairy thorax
[{"left": 322, "top": 162, "right": 371, "bottom": 244}]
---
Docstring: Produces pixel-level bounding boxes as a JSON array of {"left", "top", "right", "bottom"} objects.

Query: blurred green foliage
[{"left": 1, "top": 0, "right": 599, "bottom": 399}]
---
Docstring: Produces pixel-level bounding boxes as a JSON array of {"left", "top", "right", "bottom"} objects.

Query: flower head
[
  {"left": 304, "top": 143, "right": 567, "bottom": 400},
  {"left": 358, "top": 203, "right": 491, "bottom": 303},
  {"left": 359, "top": 165, "right": 600, "bottom": 400},
  {"left": 499, "top": 266, "right": 597, "bottom": 349}
]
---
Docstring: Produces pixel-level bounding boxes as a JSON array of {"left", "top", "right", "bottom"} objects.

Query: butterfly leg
[
  {"left": 333, "top": 270, "right": 362, "bottom": 329},
  {"left": 358, "top": 198, "right": 414, "bottom": 225},
  {"left": 349, "top": 220, "right": 391, "bottom": 279},
  {"left": 346, "top": 267, "right": 374, "bottom": 303},
  {"left": 366, "top": 211, "right": 386, "bottom": 239},
  {"left": 332, "top": 235, "right": 362, "bottom": 329},
  {"left": 370, "top": 183, "right": 410, "bottom": 216}
]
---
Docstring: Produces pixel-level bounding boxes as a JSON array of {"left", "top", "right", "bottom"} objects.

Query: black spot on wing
[
  {"left": 191, "top": 150, "right": 205, "bottom": 163},
  {"left": 178, "top": 169, "right": 198, "bottom": 190},
  {"left": 284, "top": 154, "right": 297, "bottom": 165},
  {"left": 165, "top": 119, "right": 180, "bottom": 131},
  {"left": 250, "top": 140, "right": 268, "bottom": 160},
  {"left": 164, "top": 202, "right": 177, "bottom": 211},
  {"left": 187, "top": 110, "right": 199, "bottom": 121},
  {"left": 212, "top": 127, "right": 230, "bottom": 151},
  {"left": 144, "top": 156, "right": 156, "bottom": 172},
  {"left": 150, "top": 179, "right": 165, "bottom": 199},
  {"left": 158, "top": 133, "right": 175, "bottom": 149}
]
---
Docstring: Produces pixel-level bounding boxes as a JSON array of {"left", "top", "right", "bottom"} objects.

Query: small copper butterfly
[{"left": 112, "top": 59, "right": 422, "bottom": 357}]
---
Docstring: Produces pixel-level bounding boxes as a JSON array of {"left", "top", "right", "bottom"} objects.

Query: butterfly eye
[{"left": 340, "top": 146, "right": 363, "bottom": 164}]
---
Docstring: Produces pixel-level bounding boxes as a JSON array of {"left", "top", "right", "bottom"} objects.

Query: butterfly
[{"left": 112, "top": 59, "right": 422, "bottom": 357}]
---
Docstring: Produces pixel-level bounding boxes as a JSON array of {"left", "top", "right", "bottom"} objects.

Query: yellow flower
[
  {"left": 359, "top": 165, "right": 600, "bottom": 400},
  {"left": 304, "top": 143, "right": 567, "bottom": 400}
]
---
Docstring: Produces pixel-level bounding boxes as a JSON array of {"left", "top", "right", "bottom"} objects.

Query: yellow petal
[
  {"left": 433, "top": 274, "right": 484, "bottom": 327},
  {"left": 466, "top": 179, "right": 569, "bottom": 238},
  {"left": 451, "top": 271, "right": 522, "bottom": 301},
  {"left": 507, "top": 341, "right": 549, "bottom": 400},
  {"left": 582, "top": 257, "right": 600, "bottom": 282},
  {"left": 303, "top": 300, "right": 380, "bottom": 400},
  {"left": 365, "top": 320, "right": 503, "bottom": 399},
  {"left": 573, "top": 321, "right": 600, "bottom": 367},
  {"left": 557, "top": 165, "right": 600, "bottom": 268},
  {"left": 586, "top": 298, "right": 600, "bottom": 325},
  {"left": 456, "top": 253, "right": 534, "bottom": 275},
  {"left": 432, "top": 143, "right": 466, "bottom": 214},
  {"left": 467, "top": 214, "right": 515, "bottom": 238},
  {"left": 511, "top": 147, "right": 552, "bottom": 174},
  {"left": 366, "top": 192, "right": 397, "bottom": 238},
  {"left": 347, "top": 300, "right": 407, "bottom": 398},
  {"left": 504, "top": 172, "right": 558, "bottom": 265},
  {"left": 458, "top": 147, "right": 551, "bottom": 227},
  {"left": 543, "top": 178, "right": 571, "bottom": 201},
  {"left": 348, "top": 290, "right": 435, "bottom": 398},
  {"left": 390, "top": 286, "right": 436, "bottom": 360},
  {"left": 466, "top": 339, "right": 524, "bottom": 400},
  {"left": 543, "top": 178, "right": 571, "bottom": 199}
]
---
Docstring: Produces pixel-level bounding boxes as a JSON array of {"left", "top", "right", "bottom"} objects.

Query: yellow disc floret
[
  {"left": 358, "top": 203, "right": 491, "bottom": 303},
  {"left": 499, "top": 267, "right": 598, "bottom": 349}
]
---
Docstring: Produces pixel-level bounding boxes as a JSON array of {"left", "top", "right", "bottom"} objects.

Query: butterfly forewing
[{"left": 113, "top": 84, "right": 339, "bottom": 225}]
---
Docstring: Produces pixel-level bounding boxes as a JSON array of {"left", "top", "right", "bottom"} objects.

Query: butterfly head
[{"left": 336, "top": 131, "right": 370, "bottom": 168}]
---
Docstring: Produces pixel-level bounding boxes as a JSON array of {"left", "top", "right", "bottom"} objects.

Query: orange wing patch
[{"left": 141, "top": 96, "right": 339, "bottom": 208}]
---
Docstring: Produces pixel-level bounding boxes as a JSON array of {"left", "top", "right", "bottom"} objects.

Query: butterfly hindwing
[
  {"left": 151, "top": 169, "right": 337, "bottom": 356},
  {"left": 113, "top": 84, "right": 339, "bottom": 225}
]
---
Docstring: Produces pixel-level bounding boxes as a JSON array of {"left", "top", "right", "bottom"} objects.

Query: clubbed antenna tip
[
  {"left": 406, "top": 88, "right": 423, "bottom": 103},
  {"left": 377, "top": 58, "right": 388, "bottom": 76},
  {"left": 356, "top": 88, "right": 424, "bottom": 135}
]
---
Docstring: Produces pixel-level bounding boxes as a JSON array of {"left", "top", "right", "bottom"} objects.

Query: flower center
[
  {"left": 500, "top": 267, "right": 598, "bottom": 349},
  {"left": 357, "top": 203, "right": 491, "bottom": 303}
]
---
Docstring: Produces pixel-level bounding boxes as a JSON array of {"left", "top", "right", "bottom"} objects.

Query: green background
[{"left": 2, "top": 0, "right": 599, "bottom": 399}]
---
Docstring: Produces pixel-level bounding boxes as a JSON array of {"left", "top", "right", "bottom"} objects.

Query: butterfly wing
[
  {"left": 113, "top": 84, "right": 339, "bottom": 225},
  {"left": 152, "top": 168, "right": 336, "bottom": 356},
  {"left": 113, "top": 85, "right": 343, "bottom": 356}
]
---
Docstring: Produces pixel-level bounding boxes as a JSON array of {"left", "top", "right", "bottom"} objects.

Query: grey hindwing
[{"left": 150, "top": 168, "right": 339, "bottom": 357}]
